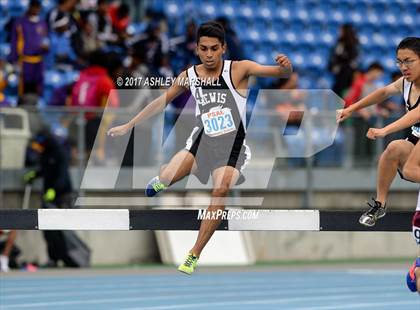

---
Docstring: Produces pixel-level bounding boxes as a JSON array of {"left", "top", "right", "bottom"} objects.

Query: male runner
[
  {"left": 108, "top": 21, "right": 292, "bottom": 274},
  {"left": 337, "top": 37, "right": 420, "bottom": 227}
]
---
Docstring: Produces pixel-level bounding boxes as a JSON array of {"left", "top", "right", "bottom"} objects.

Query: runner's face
[
  {"left": 397, "top": 49, "right": 420, "bottom": 82},
  {"left": 197, "top": 36, "right": 225, "bottom": 70}
]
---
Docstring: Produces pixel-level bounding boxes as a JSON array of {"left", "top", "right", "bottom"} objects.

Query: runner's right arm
[
  {"left": 107, "top": 71, "right": 188, "bottom": 137},
  {"left": 336, "top": 77, "right": 403, "bottom": 123}
]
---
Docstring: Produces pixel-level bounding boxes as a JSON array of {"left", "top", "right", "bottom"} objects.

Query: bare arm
[
  {"left": 367, "top": 106, "right": 420, "bottom": 139},
  {"left": 107, "top": 72, "right": 188, "bottom": 136},
  {"left": 348, "top": 79, "right": 401, "bottom": 112},
  {"left": 337, "top": 77, "right": 403, "bottom": 122},
  {"left": 241, "top": 54, "right": 293, "bottom": 78}
]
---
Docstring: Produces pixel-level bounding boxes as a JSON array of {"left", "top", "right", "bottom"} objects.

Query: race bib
[
  {"left": 412, "top": 125, "right": 420, "bottom": 138},
  {"left": 413, "top": 225, "right": 420, "bottom": 245},
  {"left": 201, "top": 107, "right": 236, "bottom": 137}
]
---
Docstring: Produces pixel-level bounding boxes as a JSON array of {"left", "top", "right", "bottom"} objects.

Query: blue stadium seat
[
  {"left": 317, "top": 73, "right": 333, "bottom": 89},
  {"left": 41, "top": 0, "right": 54, "bottom": 15},
  {"left": 274, "top": 7, "right": 292, "bottom": 23},
  {"left": 327, "top": 9, "right": 346, "bottom": 25},
  {"left": 301, "top": 31, "right": 317, "bottom": 47},
  {"left": 371, "top": 33, "right": 387, "bottom": 49},
  {"left": 0, "top": 43, "right": 10, "bottom": 58},
  {"left": 64, "top": 70, "right": 79, "bottom": 84},
  {"left": 247, "top": 29, "right": 261, "bottom": 44},
  {"left": 7, "top": 1, "right": 26, "bottom": 17},
  {"left": 243, "top": 44, "right": 257, "bottom": 58},
  {"left": 290, "top": 53, "right": 306, "bottom": 69},
  {"left": 400, "top": 13, "right": 415, "bottom": 27},
  {"left": 5, "top": 73, "right": 18, "bottom": 97},
  {"left": 264, "top": 30, "right": 279, "bottom": 45},
  {"left": 220, "top": 3, "right": 235, "bottom": 18},
  {"left": 360, "top": 55, "right": 378, "bottom": 71},
  {"left": 45, "top": 70, "right": 63, "bottom": 89},
  {"left": 363, "top": 12, "right": 380, "bottom": 26},
  {"left": 348, "top": 11, "right": 363, "bottom": 25},
  {"left": 308, "top": 52, "right": 327, "bottom": 70},
  {"left": 202, "top": 3, "right": 217, "bottom": 19},
  {"left": 253, "top": 52, "right": 268, "bottom": 65},
  {"left": 290, "top": 20, "right": 306, "bottom": 34},
  {"left": 238, "top": 5, "right": 253, "bottom": 19},
  {"left": 257, "top": 6, "right": 273, "bottom": 21},
  {"left": 311, "top": 8, "right": 328, "bottom": 23},
  {"left": 319, "top": 31, "right": 335, "bottom": 46},
  {"left": 281, "top": 30, "right": 298, "bottom": 45},
  {"left": 297, "top": 75, "right": 312, "bottom": 89},
  {"left": 164, "top": 2, "right": 183, "bottom": 19},
  {"left": 292, "top": 8, "right": 309, "bottom": 22},
  {"left": 381, "top": 56, "right": 396, "bottom": 72}
]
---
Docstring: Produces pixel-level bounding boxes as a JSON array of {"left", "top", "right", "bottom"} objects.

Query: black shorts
[
  {"left": 185, "top": 127, "right": 250, "bottom": 185},
  {"left": 397, "top": 133, "right": 419, "bottom": 180}
]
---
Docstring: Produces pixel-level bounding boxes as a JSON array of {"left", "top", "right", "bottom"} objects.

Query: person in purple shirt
[{"left": 9, "top": 0, "right": 49, "bottom": 96}]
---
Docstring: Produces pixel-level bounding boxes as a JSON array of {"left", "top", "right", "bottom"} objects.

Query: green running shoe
[
  {"left": 178, "top": 253, "right": 199, "bottom": 275},
  {"left": 145, "top": 176, "right": 167, "bottom": 197}
]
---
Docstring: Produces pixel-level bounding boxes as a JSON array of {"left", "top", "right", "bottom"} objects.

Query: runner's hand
[
  {"left": 336, "top": 108, "right": 352, "bottom": 123},
  {"left": 366, "top": 128, "right": 386, "bottom": 140},
  {"left": 275, "top": 54, "right": 292, "bottom": 73},
  {"left": 107, "top": 123, "right": 131, "bottom": 137}
]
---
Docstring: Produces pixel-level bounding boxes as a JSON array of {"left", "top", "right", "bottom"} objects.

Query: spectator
[
  {"left": 132, "top": 22, "right": 168, "bottom": 75},
  {"left": 24, "top": 128, "right": 88, "bottom": 268},
  {"left": 108, "top": 2, "right": 130, "bottom": 43},
  {"left": 328, "top": 23, "right": 359, "bottom": 97},
  {"left": 71, "top": 50, "right": 120, "bottom": 162},
  {"left": 8, "top": 0, "right": 49, "bottom": 97},
  {"left": 0, "top": 230, "right": 18, "bottom": 272},
  {"left": 72, "top": 14, "right": 101, "bottom": 64},
  {"left": 170, "top": 20, "right": 197, "bottom": 69},
  {"left": 344, "top": 62, "right": 385, "bottom": 164},
  {"left": 47, "top": 15, "right": 78, "bottom": 69},
  {"left": 0, "top": 59, "right": 11, "bottom": 106},
  {"left": 87, "top": 0, "right": 117, "bottom": 47},
  {"left": 344, "top": 63, "right": 385, "bottom": 109},
  {"left": 46, "top": 0, "right": 79, "bottom": 34}
]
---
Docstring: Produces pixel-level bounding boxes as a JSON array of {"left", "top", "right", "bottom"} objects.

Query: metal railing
[{"left": 0, "top": 105, "right": 408, "bottom": 209}]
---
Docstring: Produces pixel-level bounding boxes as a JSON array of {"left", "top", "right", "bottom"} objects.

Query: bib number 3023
[{"left": 201, "top": 108, "right": 236, "bottom": 137}]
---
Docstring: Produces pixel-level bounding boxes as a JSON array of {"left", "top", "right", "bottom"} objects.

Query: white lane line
[
  {"left": 291, "top": 300, "right": 419, "bottom": 310},
  {"left": 120, "top": 294, "right": 369, "bottom": 310},
  {"left": 1, "top": 283, "right": 400, "bottom": 300},
  {"left": 2, "top": 293, "right": 360, "bottom": 309}
]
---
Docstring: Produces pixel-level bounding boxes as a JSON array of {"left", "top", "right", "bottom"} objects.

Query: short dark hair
[
  {"left": 29, "top": 0, "right": 41, "bottom": 7},
  {"left": 367, "top": 62, "right": 384, "bottom": 72},
  {"left": 197, "top": 21, "right": 225, "bottom": 45},
  {"left": 397, "top": 37, "right": 420, "bottom": 57}
]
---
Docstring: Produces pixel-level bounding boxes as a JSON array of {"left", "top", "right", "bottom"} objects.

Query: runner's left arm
[
  {"left": 367, "top": 106, "right": 420, "bottom": 140},
  {"left": 241, "top": 54, "right": 293, "bottom": 78}
]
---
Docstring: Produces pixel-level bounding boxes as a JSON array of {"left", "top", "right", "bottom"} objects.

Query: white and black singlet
[
  {"left": 403, "top": 78, "right": 420, "bottom": 144},
  {"left": 184, "top": 60, "right": 251, "bottom": 184}
]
